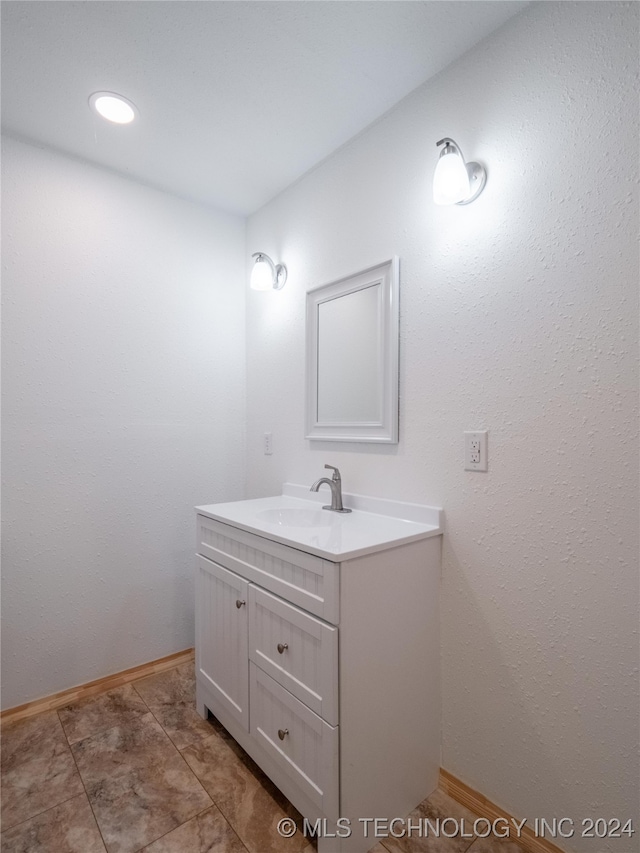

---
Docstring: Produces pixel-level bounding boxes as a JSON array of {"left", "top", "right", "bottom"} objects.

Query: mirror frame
[{"left": 305, "top": 257, "right": 399, "bottom": 443}]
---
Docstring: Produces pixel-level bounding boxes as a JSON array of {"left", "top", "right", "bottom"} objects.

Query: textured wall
[
  {"left": 246, "top": 3, "right": 639, "bottom": 849},
  {"left": 1, "top": 136, "right": 247, "bottom": 708}
]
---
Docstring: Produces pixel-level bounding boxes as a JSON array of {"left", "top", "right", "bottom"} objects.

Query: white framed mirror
[{"left": 305, "top": 257, "right": 399, "bottom": 443}]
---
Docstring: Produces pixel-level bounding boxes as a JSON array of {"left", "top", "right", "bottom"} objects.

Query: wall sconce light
[
  {"left": 250, "top": 252, "right": 288, "bottom": 291},
  {"left": 433, "top": 137, "right": 486, "bottom": 205}
]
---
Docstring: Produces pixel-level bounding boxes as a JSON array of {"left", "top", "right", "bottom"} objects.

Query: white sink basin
[
  {"left": 256, "top": 508, "right": 333, "bottom": 528},
  {"left": 197, "top": 484, "right": 442, "bottom": 561}
]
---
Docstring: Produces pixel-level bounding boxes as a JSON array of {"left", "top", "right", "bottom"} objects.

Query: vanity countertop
[{"left": 196, "top": 483, "right": 442, "bottom": 561}]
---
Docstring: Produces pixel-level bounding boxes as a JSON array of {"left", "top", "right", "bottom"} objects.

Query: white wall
[
  {"left": 246, "top": 3, "right": 638, "bottom": 849},
  {"left": 1, "top": 135, "right": 246, "bottom": 709}
]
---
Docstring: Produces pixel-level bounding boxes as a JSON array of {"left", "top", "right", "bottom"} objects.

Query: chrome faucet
[{"left": 310, "top": 465, "right": 352, "bottom": 513}]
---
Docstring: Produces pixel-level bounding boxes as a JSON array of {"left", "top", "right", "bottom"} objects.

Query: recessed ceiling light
[{"left": 89, "top": 92, "right": 138, "bottom": 124}]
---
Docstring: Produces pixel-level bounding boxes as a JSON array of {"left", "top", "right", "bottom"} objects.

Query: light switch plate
[{"left": 465, "top": 430, "right": 488, "bottom": 471}]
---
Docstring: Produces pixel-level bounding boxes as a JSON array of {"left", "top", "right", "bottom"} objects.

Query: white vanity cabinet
[{"left": 195, "top": 489, "right": 442, "bottom": 853}]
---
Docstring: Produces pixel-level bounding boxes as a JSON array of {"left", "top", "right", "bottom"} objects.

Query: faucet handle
[{"left": 324, "top": 464, "right": 341, "bottom": 481}]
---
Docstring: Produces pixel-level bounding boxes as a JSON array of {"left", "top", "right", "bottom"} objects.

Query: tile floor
[{"left": 0, "top": 661, "right": 527, "bottom": 853}]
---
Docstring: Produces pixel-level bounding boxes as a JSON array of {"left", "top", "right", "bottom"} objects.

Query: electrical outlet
[
  {"left": 263, "top": 432, "right": 273, "bottom": 455},
  {"left": 465, "top": 431, "right": 488, "bottom": 471}
]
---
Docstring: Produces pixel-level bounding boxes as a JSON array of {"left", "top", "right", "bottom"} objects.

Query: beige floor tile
[
  {"left": 57, "top": 684, "right": 149, "bottom": 745},
  {"left": 379, "top": 789, "right": 479, "bottom": 853},
  {"left": 182, "top": 732, "right": 307, "bottom": 853},
  {"left": 1, "top": 711, "right": 67, "bottom": 772},
  {"left": 0, "top": 711, "right": 84, "bottom": 831},
  {"left": 0, "top": 792, "right": 106, "bottom": 853},
  {"left": 140, "top": 804, "right": 248, "bottom": 853},
  {"left": 71, "top": 712, "right": 211, "bottom": 853},
  {"left": 133, "top": 662, "right": 214, "bottom": 750}
]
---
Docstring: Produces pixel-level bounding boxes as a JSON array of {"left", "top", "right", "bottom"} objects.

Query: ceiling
[{"left": 1, "top": 1, "right": 528, "bottom": 216}]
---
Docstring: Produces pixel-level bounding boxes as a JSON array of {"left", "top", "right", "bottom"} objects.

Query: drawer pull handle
[
  {"left": 278, "top": 728, "right": 289, "bottom": 741},
  {"left": 277, "top": 643, "right": 288, "bottom": 654},
  {"left": 235, "top": 599, "right": 246, "bottom": 609}
]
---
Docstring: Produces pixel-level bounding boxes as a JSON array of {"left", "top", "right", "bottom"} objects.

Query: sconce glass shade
[
  {"left": 433, "top": 143, "right": 470, "bottom": 205},
  {"left": 250, "top": 255, "right": 274, "bottom": 291},
  {"left": 250, "top": 253, "right": 287, "bottom": 291},
  {"left": 433, "top": 137, "right": 486, "bottom": 205}
]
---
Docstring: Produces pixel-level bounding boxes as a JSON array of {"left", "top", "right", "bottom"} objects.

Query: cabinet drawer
[
  {"left": 249, "top": 586, "right": 338, "bottom": 726},
  {"left": 196, "top": 515, "right": 339, "bottom": 623},
  {"left": 250, "top": 663, "right": 339, "bottom": 818}
]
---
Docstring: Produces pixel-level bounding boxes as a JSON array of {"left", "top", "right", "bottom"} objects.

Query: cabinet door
[{"left": 196, "top": 555, "right": 249, "bottom": 731}]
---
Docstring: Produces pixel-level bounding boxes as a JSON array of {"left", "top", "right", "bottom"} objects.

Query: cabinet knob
[
  {"left": 278, "top": 728, "right": 289, "bottom": 741},
  {"left": 235, "top": 599, "right": 246, "bottom": 609},
  {"left": 277, "top": 642, "right": 288, "bottom": 654}
]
